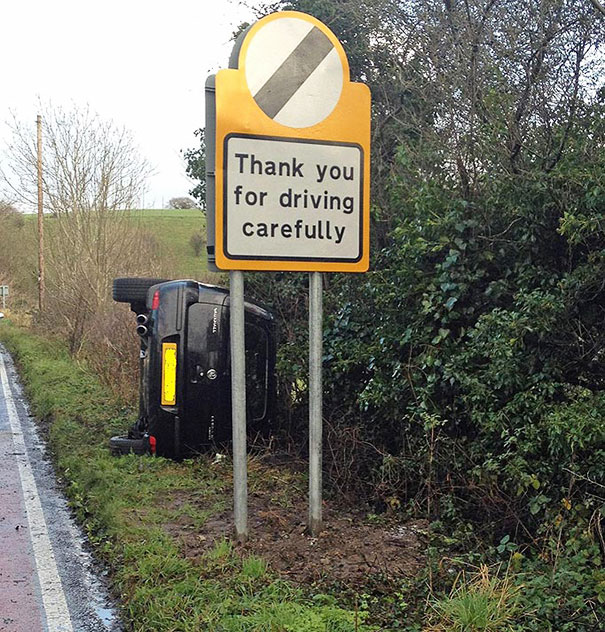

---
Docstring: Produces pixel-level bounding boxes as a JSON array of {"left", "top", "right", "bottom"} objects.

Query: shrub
[
  {"left": 168, "top": 196, "right": 198, "bottom": 210},
  {"left": 189, "top": 230, "right": 205, "bottom": 257}
]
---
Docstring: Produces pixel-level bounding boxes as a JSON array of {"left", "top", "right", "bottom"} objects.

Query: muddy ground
[{"left": 162, "top": 458, "right": 427, "bottom": 588}]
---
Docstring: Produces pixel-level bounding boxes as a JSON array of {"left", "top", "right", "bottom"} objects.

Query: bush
[
  {"left": 81, "top": 303, "right": 141, "bottom": 402},
  {"left": 247, "top": 103, "right": 605, "bottom": 541},
  {"left": 189, "top": 230, "right": 205, "bottom": 257},
  {"left": 0, "top": 200, "right": 24, "bottom": 227},
  {"left": 41, "top": 210, "right": 160, "bottom": 354},
  {"left": 168, "top": 196, "right": 198, "bottom": 210}
]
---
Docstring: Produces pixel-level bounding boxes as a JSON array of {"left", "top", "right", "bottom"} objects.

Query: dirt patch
[{"left": 163, "top": 486, "right": 427, "bottom": 587}]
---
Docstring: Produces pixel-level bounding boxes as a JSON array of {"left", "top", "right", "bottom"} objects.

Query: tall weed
[{"left": 427, "top": 565, "right": 521, "bottom": 632}]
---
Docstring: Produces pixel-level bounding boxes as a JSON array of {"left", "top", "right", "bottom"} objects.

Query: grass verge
[{"left": 0, "top": 322, "right": 371, "bottom": 632}]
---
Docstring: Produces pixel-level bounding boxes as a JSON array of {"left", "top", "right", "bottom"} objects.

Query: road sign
[
  {"left": 0, "top": 286, "right": 8, "bottom": 297},
  {"left": 244, "top": 17, "right": 344, "bottom": 128},
  {"left": 213, "top": 11, "right": 371, "bottom": 272}
]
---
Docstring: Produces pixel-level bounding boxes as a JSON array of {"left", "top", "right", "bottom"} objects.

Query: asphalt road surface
[{"left": 0, "top": 345, "right": 121, "bottom": 632}]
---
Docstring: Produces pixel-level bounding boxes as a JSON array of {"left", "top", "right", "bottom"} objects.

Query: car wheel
[{"left": 112, "top": 277, "right": 169, "bottom": 304}]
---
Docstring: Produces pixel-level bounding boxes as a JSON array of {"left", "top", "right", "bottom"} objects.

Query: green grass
[
  {"left": 127, "top": 208, "right": 218, "bottom": 281},
  {"left": 426, "top": 565, "right": 521, "bottom": 632},
  {"left": 0, "top": 322, "right": 372, "bottom": 632}
]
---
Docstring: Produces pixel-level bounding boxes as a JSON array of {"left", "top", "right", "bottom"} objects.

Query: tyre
[
  {"left": 109, "top": 435, "right": 150, "bottom": 456},
  {"left": 112, "top": 277, "right": 169, "bottom": 304}
]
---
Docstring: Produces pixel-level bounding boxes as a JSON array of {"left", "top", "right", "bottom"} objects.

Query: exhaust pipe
[
  {"left": 136, "top": 313, "right": 149, "bottom": 325},
  {"left": 136, "top": 324, "right": 148, "bottom": 337}
]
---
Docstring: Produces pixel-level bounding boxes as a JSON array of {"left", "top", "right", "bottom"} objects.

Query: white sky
[{"left": 0, "top": 0, "right": 264, "bottom": 209}]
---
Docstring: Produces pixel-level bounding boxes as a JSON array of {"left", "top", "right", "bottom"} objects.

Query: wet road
[{"left": 0, "top": 346, "right": 121, "bottom": 632}]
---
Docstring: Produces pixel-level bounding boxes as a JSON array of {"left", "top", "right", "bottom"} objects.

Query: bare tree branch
[
  {"left": 1, "top": 103, "right": 151, "bottom": 215},
  {"left": 589, "top": 0, "right": 605, "bottom": 17}
]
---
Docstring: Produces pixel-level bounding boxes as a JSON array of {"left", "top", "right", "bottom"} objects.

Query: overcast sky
[{"left": 0, "top": 0, "right": 263, "bottom": 209}]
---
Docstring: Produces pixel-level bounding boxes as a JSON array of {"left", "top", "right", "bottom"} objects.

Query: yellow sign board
[{"left": 214, "top": 11, "right": 371, "bottom": 272}]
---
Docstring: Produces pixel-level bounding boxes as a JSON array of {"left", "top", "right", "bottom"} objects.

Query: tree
[
  {"left": 0, "top": 200, "right": 27, "bottom": 290},
  {"left": 168, "top": 196, "right": 198, "bottom": 209},
  {"left": 0, "top": 105, "right": 158, "bottom": 352},
  {"left": 244, "top": 0, "right": 605, "bottom": 520},
  {"left": 1, "top": 103, "right": 151, "bottom": 215},
  {"left": 183, "top": 127, "right": 206, "bottom": 208}
]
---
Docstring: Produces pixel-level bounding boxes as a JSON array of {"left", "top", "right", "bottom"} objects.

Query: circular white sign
[{"left": 244, "top": 17, "right": 344, "bottom": 128}]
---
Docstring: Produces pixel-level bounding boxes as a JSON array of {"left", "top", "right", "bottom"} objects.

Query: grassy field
[{"left": 127, "top": 208, "right": 220, "bottom": 281}]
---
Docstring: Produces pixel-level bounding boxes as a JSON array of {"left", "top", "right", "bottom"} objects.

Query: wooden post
[{"left": 36, "top": 115, "right": 45, "bottom": 312}]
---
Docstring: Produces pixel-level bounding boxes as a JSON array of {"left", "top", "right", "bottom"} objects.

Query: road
[{"left": 0, "top": 346, "right": 121, "bottom": 632}]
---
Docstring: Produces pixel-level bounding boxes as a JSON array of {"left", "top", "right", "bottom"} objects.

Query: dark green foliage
[
  {"left": 184, "top": 0, "right": 604, "bottom": 627},
  {"left": 243, "top": 0, "right": 605, "bottom": 524},
  {"left": 512, "top": 532, "right": 605, "bottom": 631},
  {"left": 183, "top": 128, "right": 206, "bottom": 208}
]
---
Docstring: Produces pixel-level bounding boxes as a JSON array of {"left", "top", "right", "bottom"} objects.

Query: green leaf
[{"left": 445, "top": 296, "right": 458, "bottom": 311}]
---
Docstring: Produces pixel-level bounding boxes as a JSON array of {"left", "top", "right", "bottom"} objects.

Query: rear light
[
  {"left": 151, "top": 290, "right": 160, "bottom": 310},
  {"left": 161, "top": 342, "right": 178, "bottom": 406},
  {"left": 149, "top": 435, "right": 157, "bottom": 455}
]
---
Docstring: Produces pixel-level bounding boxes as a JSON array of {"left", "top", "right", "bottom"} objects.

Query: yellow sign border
[{"left": 214, "top": 11, "right": 371, "bottom": 272}]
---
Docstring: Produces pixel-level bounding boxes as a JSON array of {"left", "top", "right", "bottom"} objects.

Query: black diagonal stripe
[{"left": 253, "top": 26, "right": 334, "bottom": 119}]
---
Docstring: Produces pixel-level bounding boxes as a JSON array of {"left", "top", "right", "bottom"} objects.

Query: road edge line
[{"left": 0, "top": 351, "right": 74, "bottom": 632}]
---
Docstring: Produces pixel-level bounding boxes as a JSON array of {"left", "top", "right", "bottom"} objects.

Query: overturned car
[{"left": 110, "top": 278, "right": 276, "bottom": 460}]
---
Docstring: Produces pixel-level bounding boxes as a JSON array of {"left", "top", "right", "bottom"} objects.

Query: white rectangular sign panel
[{"left": 223, "top": 134, "right": 364, "bottom": 264}]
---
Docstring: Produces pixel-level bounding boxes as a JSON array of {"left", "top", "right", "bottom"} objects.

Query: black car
[{"left": 110, "top": 278, "right": 276, "bottom": 459}]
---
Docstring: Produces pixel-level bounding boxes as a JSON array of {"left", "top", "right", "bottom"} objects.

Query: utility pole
[{"left": 37, "top": 115, "right": 45, "bottom": 312}]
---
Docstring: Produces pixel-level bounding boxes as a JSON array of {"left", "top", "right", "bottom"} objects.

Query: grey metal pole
[
  {"left": 309, "top": 271, "right": 323, "bottom": 535},
  {"left": 230, "top": 270, "right": 248, "bottom": 542}
]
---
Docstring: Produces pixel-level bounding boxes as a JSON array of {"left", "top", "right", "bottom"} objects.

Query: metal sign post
[
  {"left": 308, "top": 272, "right": 323, "bottom": 534},
  {"left": 229, "top": 270, "right": 248, "bottom": 542},
  {"left": 0, "top": 286, "right": 8, "bottom": 311}
]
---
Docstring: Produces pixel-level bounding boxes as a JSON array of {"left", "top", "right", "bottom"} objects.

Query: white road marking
[{"left": 0, "top": 353, "right": 74, "bottom": 632}]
